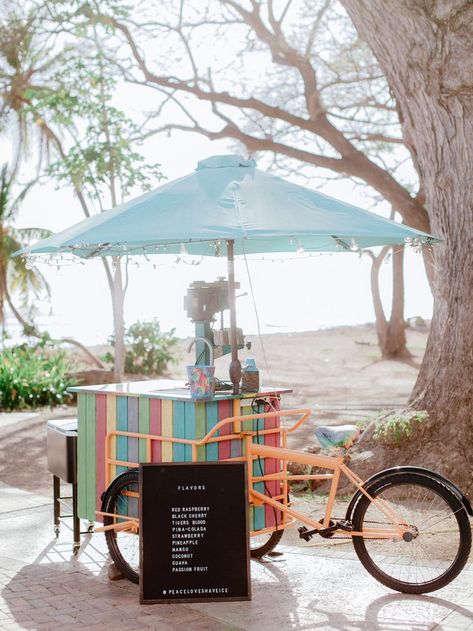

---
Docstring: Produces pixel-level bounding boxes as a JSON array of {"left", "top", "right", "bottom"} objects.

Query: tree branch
[
  {"left": 90, "top": 10, "right": 430, "bottom": 231},
  {"left": 4, "top": 286, "right": 105, "bottom": 368}
]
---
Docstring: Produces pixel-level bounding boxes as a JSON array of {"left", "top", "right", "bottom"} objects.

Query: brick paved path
[{"left": 1, "top": 484, "right": 473, "bottom": 630}]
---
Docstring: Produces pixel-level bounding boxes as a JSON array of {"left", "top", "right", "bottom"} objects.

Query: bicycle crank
[{"left": 298, "top": 519, "right": 353, "bottom": 541}]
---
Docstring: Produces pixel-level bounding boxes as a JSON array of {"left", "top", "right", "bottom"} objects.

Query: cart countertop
[{"left": 68, "top": 379, "right": 292, "bottom": 401}]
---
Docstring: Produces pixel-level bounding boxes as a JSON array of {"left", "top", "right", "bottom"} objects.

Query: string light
[
  {"left": 350, "top": 238, "right": 360, "bottom": 252},
  {"left": 20, "top": 235, "right": 435, "bottom": 269}
]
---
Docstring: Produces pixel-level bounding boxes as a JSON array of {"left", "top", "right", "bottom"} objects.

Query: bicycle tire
[
  {"left": 352, "top": 472, "right": 471, "bottom": 594},
  {"left": 102, "top": 469, "right": 140, "bottom": 584},
  {"left": 250, "top": 527, "right": 284, "bottom": 558}
]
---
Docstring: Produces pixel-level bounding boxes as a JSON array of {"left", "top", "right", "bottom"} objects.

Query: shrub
[
  {"left": 373, "top": 410, "right": 429, "bottom": 446},
  {"left": 104, "top": 319, "right": 178, "bottom": 375},
  {"left": 0, "top": 342, "right": 75, "bottom": 411}
]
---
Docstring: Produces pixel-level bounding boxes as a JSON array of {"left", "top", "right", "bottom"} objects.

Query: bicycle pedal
[
  {"left": 336, "top": 520, "right": 353, "bottom": 532},
  {"left": 298, "top": 526, "right": 314, "bottom": 542}
]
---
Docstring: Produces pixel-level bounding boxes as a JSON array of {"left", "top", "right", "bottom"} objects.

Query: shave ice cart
[
  {"left": 70, "top": 380, "right": 291, "bottom": 536},
  {"left": 16, "top": 153, "right": 437, "bottom": 560}
]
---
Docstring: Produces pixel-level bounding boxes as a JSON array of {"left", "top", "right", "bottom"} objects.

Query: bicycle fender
[{"left": 345, "top": 466, "right": 473, "bottom": 521}]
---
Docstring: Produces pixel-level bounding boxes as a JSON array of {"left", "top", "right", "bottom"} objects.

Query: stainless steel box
[{"left": 47, "top": 419, "right": 78, "bottom": 483}]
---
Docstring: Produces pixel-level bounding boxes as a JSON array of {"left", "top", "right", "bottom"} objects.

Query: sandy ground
[
  {"left": 171, "top": 323, "right": 427, "bottom": 451},
  {"left": 0, "top": 324, "right": 426, "bottom": 498}
]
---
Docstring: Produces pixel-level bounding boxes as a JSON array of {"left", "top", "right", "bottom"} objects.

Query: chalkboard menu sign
[{"left": 139, "top": 462, "right": 250, "bottom": 603}]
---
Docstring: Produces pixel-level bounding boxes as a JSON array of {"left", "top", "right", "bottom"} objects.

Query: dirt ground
[
  {"left": 171, "top": 323, "right": 427, "bottom": 451},
  {"left": 0, "top": 323, "right": 426, "bottom": 497}
]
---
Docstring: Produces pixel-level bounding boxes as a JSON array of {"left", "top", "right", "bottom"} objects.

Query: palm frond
[
  {"left": 12, "top": 226, "right": 52, "bottom": 242},
  {"left": 0, "top": 163, "right": 10, "bottom": 222},
  {"left": 8, "top": 178, "right": 37, "bottom": 217}
]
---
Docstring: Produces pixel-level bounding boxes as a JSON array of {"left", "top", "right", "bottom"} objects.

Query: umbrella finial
[{"left": 196, "top": 154, "right": 257, "bottom": 170}]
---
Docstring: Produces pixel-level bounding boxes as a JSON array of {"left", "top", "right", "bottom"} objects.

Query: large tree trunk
[{"left": 341, "top": 0, "right": 473, "bottom": 489}]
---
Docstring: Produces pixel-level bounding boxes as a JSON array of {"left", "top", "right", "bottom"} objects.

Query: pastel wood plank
[
  {"left": 252, "top": 400, "right": 266, "bottom": 530},
  {"left": 263, "top": 397, "right": 282, "bottom": 526},
  {"left": 85, "top": 394, "right": 97, "bottom": 522},
  {"left": 240, "top": 401, "right": 256, "bottom": 457},
  {"left": 116, "top": 396, "right": 128, "bottom": 475},
  {"left": 172, "top": 400, "right": 186, "bottom": 462},
  {"left": 149, "top": 398, "right": 162, "bottom": 462},
  {"left": 183, "top": 402, "right": 195, "bottom": 462},
  {"left": 139, "top": 397, "right": 150, "bottom": 462},
  {"left": 161, "top": 399, "right": 173, "bottom": 462},
  {"left": 205, "top": 401, "right": 219, "bottom": 461},
  {"left": 127, "top": 396, "right": 139, "bottom": 465},
  {"left": 194, "top": 402, "right": 206, "bottom": 461},
  {"left": 77, "top": 393, "right": 87, "bottom": 519},
  {"left": 106, "top": 394, "right": 117, "bottom": 484},
  {"left": 95, "top": 394, "right": 107, "bottom": 518},
  {"left": 127, "top": 397, "right": 139, "bottom": 518},
  {"left": 218, "top": 399, "right": 232, "bottom": 461},
  {"left": 230, "top": 399, "right": 242, "bottom": 458}
]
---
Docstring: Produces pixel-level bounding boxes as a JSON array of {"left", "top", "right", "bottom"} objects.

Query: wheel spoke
[{"left": 352, "top": 474, "right": 470, "bottom": 593}]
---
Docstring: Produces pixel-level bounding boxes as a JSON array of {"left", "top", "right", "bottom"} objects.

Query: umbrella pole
[{"left": 227, "top": 239, "right": 241, "bottom": 395}]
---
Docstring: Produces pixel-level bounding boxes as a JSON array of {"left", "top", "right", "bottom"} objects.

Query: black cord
[{"left": 194, "top": 347, "right": 206, "bottom": 365}]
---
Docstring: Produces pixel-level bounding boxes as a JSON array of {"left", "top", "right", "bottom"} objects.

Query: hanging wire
[{"left": 241, "top": 241, "right": 273, "bottom": 385}]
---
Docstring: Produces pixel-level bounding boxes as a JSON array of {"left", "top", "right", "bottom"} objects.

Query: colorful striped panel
[
  {"left": 116, "top": 396, "right": 128, "bottom": 475},
  {"left": 149, "top": 398, "right": 162, "bottom": 462},
  {"left": 138, "top": 397, "right": 150, "bottom": 462},
  {"left": 205, "top": 401, "right": 219, "bottom": 461},
  {"left": 161, "top": 399, "right": 173, "bottom": 462},
  {"left": 95, "top": 394, "right": 107, "bottom": 519},
  {"left": 218, "top": 399, "right": 232, "bottom": 460},
  {"left": 78, "top": 391, "right": 285, "bottom": 530}
]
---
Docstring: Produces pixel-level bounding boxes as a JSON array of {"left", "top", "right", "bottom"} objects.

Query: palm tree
[
  {"left": 0, "top": 6, "right": 163, "bottom": 377},
  {"left": 0, "top": 3, "right": 65, "bottom": 175},
  {"left": 0, "top": 164, "right": 106, "bottom": 367},
  {"left": 0, "top": 163, "right": 51, "bottom": 334}
]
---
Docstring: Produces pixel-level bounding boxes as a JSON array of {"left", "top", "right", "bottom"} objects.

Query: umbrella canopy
[{"left": 16, "top": 154, "right": 436, "bottom": 260}]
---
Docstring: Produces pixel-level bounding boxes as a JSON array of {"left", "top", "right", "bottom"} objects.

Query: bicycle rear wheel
[
  {"left": 250, "top": 528, "right": 284, "bottom": 558},
  {"left": 102, "top": 469, "right": 140, "bottom": 584},
  {"left": 352, "top": 472, "right": 471, "bottom": 594}
]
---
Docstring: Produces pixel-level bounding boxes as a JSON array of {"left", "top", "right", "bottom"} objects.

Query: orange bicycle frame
[{"left": 95, "top": 409, "right": 407, "bottom": 541}]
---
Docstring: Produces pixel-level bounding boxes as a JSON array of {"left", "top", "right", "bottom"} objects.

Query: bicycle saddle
[{"left": 314, "top": 424, "right": 360, "bottom": 450}]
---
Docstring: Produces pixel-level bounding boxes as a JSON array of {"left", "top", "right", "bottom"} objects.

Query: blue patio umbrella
[{"left": 16, "top": 154, "right": 437, "bottom": 392}]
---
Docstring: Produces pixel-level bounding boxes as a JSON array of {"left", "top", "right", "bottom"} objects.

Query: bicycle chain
[{"left": 324, "top": 518, "right": 407, "bottom": 542}]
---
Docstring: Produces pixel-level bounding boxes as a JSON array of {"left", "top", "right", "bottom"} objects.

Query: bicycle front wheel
[
  {"left": 352, "top": 472, "right": 471, "bottom": 594},
  {"left": 102, "top": 469, "right": 140, "bottom": 584}
]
